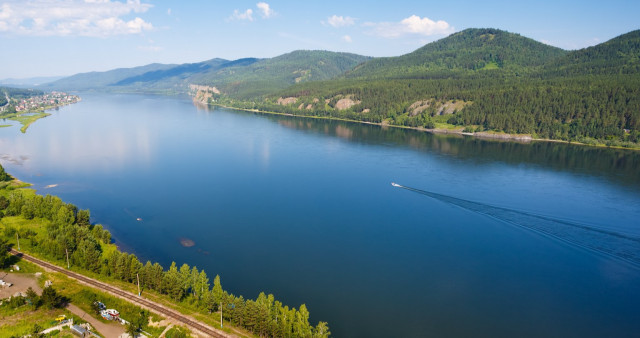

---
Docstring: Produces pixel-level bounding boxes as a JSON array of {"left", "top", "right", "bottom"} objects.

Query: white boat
[{"left": 391, "top": 182, "right": 401, "bottom": 187}]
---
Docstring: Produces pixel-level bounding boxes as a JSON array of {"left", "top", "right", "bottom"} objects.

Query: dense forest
[
  {"left": 208, "top": 28, "right": 640, "bottom": 148},
  {"left": 0, "top": 166, "right": 329, "bottom": 337}
]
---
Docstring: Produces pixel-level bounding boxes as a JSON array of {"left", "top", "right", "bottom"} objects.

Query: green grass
[
  {"left": 481, "top": 61, "right": 500, "bottom": 70},
  {"left": 0, "top": 304, "right": 71, "bottom": 338},
  {"left": 8, "top": 111, "right": 51, "bottom": 133}
]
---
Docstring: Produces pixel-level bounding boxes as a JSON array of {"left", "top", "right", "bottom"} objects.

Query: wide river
[{"left": 1, "top": 93, "right": 640, "bottom": 337}]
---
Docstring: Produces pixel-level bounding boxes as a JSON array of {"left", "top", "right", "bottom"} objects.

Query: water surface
[{"left": 1, "top": 93, "right": 639, "bottom": 337}]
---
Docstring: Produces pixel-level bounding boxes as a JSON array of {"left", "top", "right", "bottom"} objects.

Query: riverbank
[
  {"left": 207, "top": 102, "right": 640, "bottom": 150},
  {"left": 0, "top": 93, "right": 80, "bottom": 133}
]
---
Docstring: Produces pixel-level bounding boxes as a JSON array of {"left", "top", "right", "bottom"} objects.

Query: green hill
[
  {"left": 346, "top": 28, "right": 567, "bottom": 79},
  {"left": 219, "top": 29, "right": 639, "bottom": 147},
  {"left": 544, "top": 29, "right": 640, "bottom": 76},
  {"left": 192, "top": 50, "right": 370, "bottom": 98}
]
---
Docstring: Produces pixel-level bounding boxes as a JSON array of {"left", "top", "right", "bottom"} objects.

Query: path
[{"left": 66, "top": 303, "right": 126, "bottom": 337}]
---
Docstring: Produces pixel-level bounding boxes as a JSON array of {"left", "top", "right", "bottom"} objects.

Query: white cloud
[
  {"left": 256, "top": 2, "right": 274, "bottom": 18},
  {"left": 167, "top": 8, "right": 172, "bottom": 16},
  {"left": 0, "top": 0, "right": 153, "bottom": 37},
  {"left": 231, "top": 3, "right": 274, "bottom": 22},
  {"left": 365, "top": 15, "right": 453, "bottom": 38},
  {"left": 327, "top": 15, "right": 355, "bottom": 28},
  {"left": 342, "top": 35, "right": 352, "bottom": 43},
  {"left": 230, "top": 8, "right": 254, "bottom": 21}
]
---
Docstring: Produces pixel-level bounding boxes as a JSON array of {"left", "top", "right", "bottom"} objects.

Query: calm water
[{"left": 1, "top": 93, "right": 640, "bottom": 337}]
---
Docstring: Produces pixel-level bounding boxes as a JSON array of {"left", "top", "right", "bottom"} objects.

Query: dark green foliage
[
  {"left": 346, "top": 28, "right": 566, "bottom": 79},
  {"left": 30, "top": 324, "right": 44, "bottom": 337},
  {"left": 76, "top": 209, "right": 90, "bottom": 226},
  {"left": 0, "top": 86, "right": 44, "bottom": 100},
  {"left": 0, "top": 238, "right": 10, "bottom": 268},
  {"left": 544, "top": 30, "right": 640, "bottom": 76},
  {"left": 0, "top": 164, "right": 10, "bottom": 181},
  {"left": 40, "top": 286, "right": 62, "bottom": 309},
  {"left": 25, "top": 287, "right": 39, "bottom": 309}
]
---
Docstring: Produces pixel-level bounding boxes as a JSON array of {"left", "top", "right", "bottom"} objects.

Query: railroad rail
[{"left": 10, "top": 249, "right": 231, "bottom": 338}]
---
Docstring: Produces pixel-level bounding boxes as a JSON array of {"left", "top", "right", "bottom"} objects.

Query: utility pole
[
  {"left": 65, "top": 248, "right": 70, "bottom": 269},
  {"left": 220, "top": 301, "right": 223, "bottom": 328},
  {"left": 137, "top": 273, "right": 141, "bottom": 296},
  {"left": 16, "top": 233, "right": 20, "bottom": 251}
]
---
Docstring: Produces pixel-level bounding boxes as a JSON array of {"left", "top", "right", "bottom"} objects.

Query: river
[{"left": 1, "top": 93, "right": 639, "bottom": 337}]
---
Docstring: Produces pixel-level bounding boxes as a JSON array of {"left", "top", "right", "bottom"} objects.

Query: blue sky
[{"left": 0, "top": 0, "right": 638, "bottom": 79}]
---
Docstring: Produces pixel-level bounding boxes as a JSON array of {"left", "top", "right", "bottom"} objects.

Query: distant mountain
[
  {"left": 346, "top": 28, "right": 567, "bottom": 79},
  {"left": 43, "top": 50, "right": 369, "bottom": 96},
  {"left": 192, "top": 50, "right": 370, "bottom": 98},
  {"left": 0, "top": 76, "right": 65, "bottom": 87},
  {"left": 41, "top": 63, "right": 178, "bottom": 91}
]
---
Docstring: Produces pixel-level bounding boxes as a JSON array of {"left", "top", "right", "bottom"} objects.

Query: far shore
[{"left": 207, "top": 102, "right": 640, "bottom": 151}]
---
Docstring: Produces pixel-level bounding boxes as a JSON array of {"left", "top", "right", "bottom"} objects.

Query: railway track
[{"left": 10, "top": 249, "right": 230, "bottom": 338}]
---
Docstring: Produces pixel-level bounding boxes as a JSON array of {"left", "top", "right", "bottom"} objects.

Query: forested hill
[
  {"left": 41, "top": 50, "right": 369, "bottom": 96},
  {"left": 192, "top": 50, "right": 370, "bottom": 99},
  {"left": 217, "top": 29, "right": 640, "bottom": 148},
  {"left": 543, "top": 29, "right": 640, "bottom": 76},
  {"left": 345, "top": 28, "right": 567, "bottom": 79}
]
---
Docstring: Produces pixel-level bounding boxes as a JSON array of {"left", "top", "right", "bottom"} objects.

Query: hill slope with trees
[{"left": 215, "top": 28, "right": 639, "bottom": 147}]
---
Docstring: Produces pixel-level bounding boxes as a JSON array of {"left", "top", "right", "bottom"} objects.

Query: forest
[
  {"left": 208, "top": 28, "right": 640, "bottom": 148},
  {"left": 0, "top": 165, "right": 329, "bottom": 338}
]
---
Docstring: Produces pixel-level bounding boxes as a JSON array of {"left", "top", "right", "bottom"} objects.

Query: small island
[{"left": 0, "top": 87, "right": 80, "bottom": 133}]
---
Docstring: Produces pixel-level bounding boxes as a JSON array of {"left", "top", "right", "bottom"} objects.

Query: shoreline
[{"left": 208, "top": 102, "right": 640, "bottom": 151}]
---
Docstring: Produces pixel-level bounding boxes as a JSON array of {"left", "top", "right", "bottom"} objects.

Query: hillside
[
  {"left": 41, "top": 63, "right": 178, "bottom": 91},
  {"left": 43, "top": 50, "right": 369, "bottom": 97},
  {"left": 543, "top": 29, "right": 640, "bottom": 76},
  {"left": 192, "top": 50, "right": 370, "bottom": 98},
  {"left": 345, "top": 28, "right": 567, "bottom": 79},
  {"left": 217, "top": 29, "right": 639, "bottom": 147}
]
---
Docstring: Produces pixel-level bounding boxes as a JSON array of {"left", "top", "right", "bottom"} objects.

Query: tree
[
  {"left": 313, "top": 321, "right": 331, "bottom": 338},
  {"left": 212, "top": 275, "right": 223, "bottom": 310},
  {"left": 76, "top": 209, "right": 90, "bottom": 226},
  {"left": 126, "top": 321, "right": 138, "bottom": 337},
  {"left": 0, "top": 238, "right": 10, "bottom": 268},
  {"left": 0, "top": 164, "right": 10, "bottom": 181},
  {"left": 30, "top": 324, "right": 44, "bottom": 338},
  {"left": 25, "top": 287, "right": 39, "bottom": 309},
  {"left": 179, "top": 263, "right": 192, "bottom": 296},
  {"left": 164, "top": 262, "right": 184, "bottom": 301},
  {"left": 41, "top": 286, "right": 61, "bottom": 309}
]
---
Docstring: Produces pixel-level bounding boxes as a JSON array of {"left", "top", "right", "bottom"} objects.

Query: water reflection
[{"left": 227, "top": 110, "right": 640, "bottom": 188}]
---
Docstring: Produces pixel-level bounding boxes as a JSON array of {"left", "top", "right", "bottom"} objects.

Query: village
[{"left": 7, "top": 91, "right": 80, "bottom": 113}]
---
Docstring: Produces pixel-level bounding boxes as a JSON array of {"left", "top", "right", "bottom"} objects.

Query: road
[
  {"left": 66, "top": 303, "right": 126, "bottom": 337},
  {"left": 10, "top": 249, "right": 232, "bottom": 338}
]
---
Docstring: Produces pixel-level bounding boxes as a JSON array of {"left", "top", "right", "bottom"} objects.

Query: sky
[{"left": 0, "top": 0, "right": 638, "bottom": 79}]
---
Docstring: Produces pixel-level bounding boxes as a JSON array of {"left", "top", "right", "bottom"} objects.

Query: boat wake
[{"left": 392, "top": 182, "right": 640, "bottom": 267}]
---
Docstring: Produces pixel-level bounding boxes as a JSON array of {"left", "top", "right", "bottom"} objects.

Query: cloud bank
[{"left": 0, "top": 0, "right": 153, "bottom": 37}]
